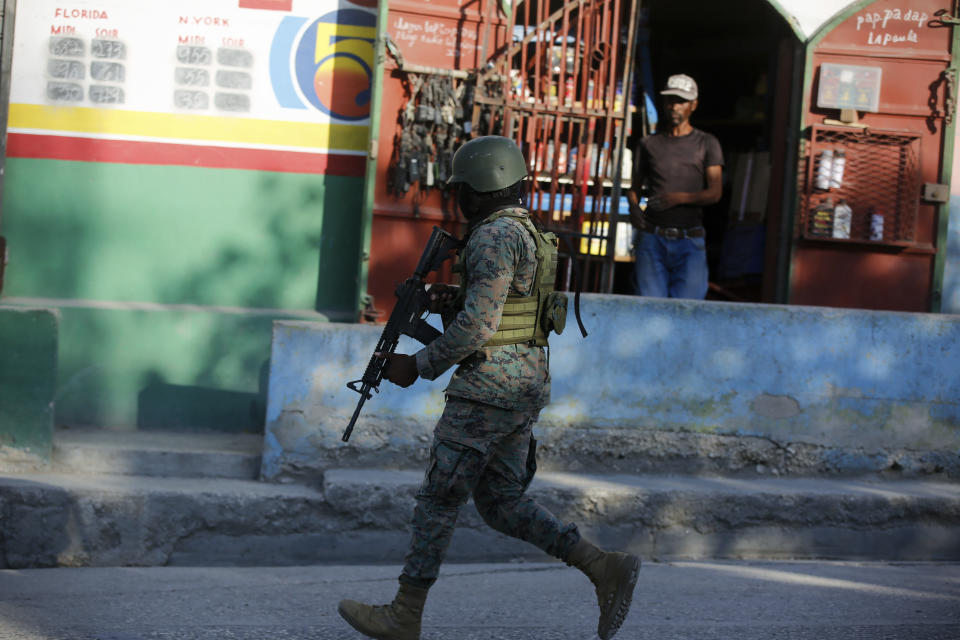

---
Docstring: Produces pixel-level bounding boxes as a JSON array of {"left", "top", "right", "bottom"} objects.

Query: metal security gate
[
  {"left": 363, "top": 0, "right": 638, "bottom": 319},
  {"left": 471, "top": 0, "right": 640, "bottom": 293}
]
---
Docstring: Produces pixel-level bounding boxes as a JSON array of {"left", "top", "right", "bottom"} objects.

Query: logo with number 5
[{"left": 270, "top": 8, "right": 375, "bottom": 121}]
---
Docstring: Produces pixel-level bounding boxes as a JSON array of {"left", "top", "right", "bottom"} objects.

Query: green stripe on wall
[{"left": 2, "top": 158, "right": 363, "bottom": 312}]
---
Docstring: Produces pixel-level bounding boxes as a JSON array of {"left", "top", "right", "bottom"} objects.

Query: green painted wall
[
  {"left": 3, "top": 159, "right": 362, "bottom": 310},
  {"left": 1, "top": 158, "right": 365, "bottom": 431},
  {"left": 0, "top": 307, "right": 58, "bottom": 457}
]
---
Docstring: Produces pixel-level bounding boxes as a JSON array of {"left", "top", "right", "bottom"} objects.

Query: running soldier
[{"left": 337, "top": 135, "right": 640, "bottom": 640}]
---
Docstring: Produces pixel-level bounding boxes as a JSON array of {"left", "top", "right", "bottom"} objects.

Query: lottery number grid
[
  {"left": 174, "top": 45, "right": 253, "bottom": 112},
  {"left": 47, "top": 36, "right": 126, "bottom": 104}
]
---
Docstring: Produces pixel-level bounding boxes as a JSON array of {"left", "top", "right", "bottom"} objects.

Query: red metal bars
[{"left": 474, "top": 0, "right": 635, "bottom": 293}]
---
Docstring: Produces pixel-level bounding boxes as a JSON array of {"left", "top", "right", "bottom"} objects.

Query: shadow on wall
[
  {"left": 136, "top": 360, "right": 270, "bottom": 432},
  {"left": 544, "top": 297, "right": 960, "bottom": 450},
  {"left": 131, "top": 170, "right": 364, "bottom": 432},
  {"left": 2, "top": 200, "right": 109, "bottom": 429},
  {"left": 162, "top": 172, "right": 330, "bottom": 311}
]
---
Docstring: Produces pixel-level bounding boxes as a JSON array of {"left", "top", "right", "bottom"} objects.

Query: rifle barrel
[{"left": 342, "top": 387, "right": 369, "bottom": 442}]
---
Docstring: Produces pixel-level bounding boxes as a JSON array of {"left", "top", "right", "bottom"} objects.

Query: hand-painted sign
[
  {"left": 853, "top": 5, "right": 930, "bottom": 48},
  {"left": 7, "top": 0, "right": 375, "bottom": 174}
]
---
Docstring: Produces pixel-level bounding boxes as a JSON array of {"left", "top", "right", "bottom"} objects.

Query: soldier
[{"left": 337, "top": 135, "right": 640, "bottom": 640}]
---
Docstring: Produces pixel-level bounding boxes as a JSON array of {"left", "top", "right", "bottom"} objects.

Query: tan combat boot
[
  {"left": 566, "top": 539, "right": 641, "bottom": 640},
  {"left": 337, "top": 582, "right": 428, "bottom": 640}
]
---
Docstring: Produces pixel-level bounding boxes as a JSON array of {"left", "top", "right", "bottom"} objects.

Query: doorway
[{"left": 615, "top": 0, "right": 799, "bottom": 301}]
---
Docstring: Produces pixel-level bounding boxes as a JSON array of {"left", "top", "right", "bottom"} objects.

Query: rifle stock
[{"left": 342, "top": 226, "right": 460, "bottom": 442}]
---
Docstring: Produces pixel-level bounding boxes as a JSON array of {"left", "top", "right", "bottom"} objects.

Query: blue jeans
[{"left": 632, "top": 229, "right": 708, "bottom": 299}]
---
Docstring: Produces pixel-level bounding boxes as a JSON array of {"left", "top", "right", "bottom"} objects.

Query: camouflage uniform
[{"left": 404, "top": 207, "right": 581, "bottom": 587}]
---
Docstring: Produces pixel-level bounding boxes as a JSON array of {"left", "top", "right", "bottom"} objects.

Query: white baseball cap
[{"left": 660, "top": 74, "right": 698, "bottom": 101}]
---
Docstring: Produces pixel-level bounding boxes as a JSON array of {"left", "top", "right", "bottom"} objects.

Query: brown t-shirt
[{"left": 635, "top": 128, "right": 723, "bottom": 229}]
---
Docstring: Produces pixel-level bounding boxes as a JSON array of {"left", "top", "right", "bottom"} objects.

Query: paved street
[{"left": 2, "top": 561, "right": 959, "bottom": 639}]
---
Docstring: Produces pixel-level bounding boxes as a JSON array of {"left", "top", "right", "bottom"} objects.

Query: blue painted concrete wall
[{"left": 262, "top": 295, "right": 960, "bottom": 479}]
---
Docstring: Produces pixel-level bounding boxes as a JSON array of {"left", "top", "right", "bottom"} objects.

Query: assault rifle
[{"left": 342, "top": 226, "right": 461, "bottom": 442}]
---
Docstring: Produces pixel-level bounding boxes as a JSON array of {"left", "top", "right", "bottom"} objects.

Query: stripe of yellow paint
[
  {"left": 316, "top": 23, "right": 376, "bottom": 64},
  {"left": 315, "top": 20, "right": 323, "bottom": 64},
  {"left": 8, "top": 103, "right": 368, "bottom": 151}
]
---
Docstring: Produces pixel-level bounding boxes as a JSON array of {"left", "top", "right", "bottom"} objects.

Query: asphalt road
[{"left": 2, "top": 561, "right": 959, "bottom": 640}]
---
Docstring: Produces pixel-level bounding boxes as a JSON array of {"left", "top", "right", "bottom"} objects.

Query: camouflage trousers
[{"left": 399, "top": 396, "right": 581, "bottom": 588}]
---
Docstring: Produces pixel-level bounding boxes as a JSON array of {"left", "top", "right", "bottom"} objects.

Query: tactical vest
[{"left": 457, "top": 209, "right": 567, "bottom": 347}]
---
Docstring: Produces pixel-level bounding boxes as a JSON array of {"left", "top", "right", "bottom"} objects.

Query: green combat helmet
[{"left": 447, "top": 135, "right": 528, "bottom": 192}]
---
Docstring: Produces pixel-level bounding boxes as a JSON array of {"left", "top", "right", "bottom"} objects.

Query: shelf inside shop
[
  {"left": 532, "top": 174, "right": 630, "bottom": 189},
  {"left": 798, "top": 236, "right": 935, "bottom": 253},
  {"left": 505, "top": 99, "right": 635, "bottom": 116}
]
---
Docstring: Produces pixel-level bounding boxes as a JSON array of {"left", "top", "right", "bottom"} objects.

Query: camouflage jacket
[{"left": 415, "top": 207, "right": 550, "bottom": 411}]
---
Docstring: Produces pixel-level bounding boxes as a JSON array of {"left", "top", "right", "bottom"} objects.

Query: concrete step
[
  {"left": 1, "top": 469, "right": 958, "bottom": 569},
  {"left": 52, "top": 428, "right": 262, "bottom": 479}
]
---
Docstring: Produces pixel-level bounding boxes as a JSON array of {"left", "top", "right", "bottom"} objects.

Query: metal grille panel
[
  {"left": 798, "top": 125, "right": 922, "bottom": 245},
  {"left": 471, "top": 0, "right": 638, "bottom": 293}
]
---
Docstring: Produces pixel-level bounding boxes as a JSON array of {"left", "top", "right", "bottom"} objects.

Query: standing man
[
  {"left": 627, "top": 73, "right": 724, "bottom": 299},
  {"left": 337, "top": 136, "right": 640, "bottom": 640}
]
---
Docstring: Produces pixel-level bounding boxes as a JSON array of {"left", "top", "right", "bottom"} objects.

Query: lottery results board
[{"left": 7, "top": 0, "right": 377, "bottom": 174}]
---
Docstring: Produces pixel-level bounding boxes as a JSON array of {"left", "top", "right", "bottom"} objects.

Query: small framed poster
[{"left": 817, "top": 63, "right": 883, "bottom": 113}]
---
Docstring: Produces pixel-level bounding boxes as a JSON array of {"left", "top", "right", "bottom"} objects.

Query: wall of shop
[
  {"left": 261, "top": 294, "right": 960, "bottom": 480},
  {"left": 0, "top": 0, "right": 374, "bottom": 430}
]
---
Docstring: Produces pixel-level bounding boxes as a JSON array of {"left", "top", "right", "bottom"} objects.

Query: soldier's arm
[{"left": 415, "top": 221, "right": 518, "bottom": 380}]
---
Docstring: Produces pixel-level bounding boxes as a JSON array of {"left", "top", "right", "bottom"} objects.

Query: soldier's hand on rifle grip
[
  {"left": 427, "top": 283, "right": 460, "bottom": 314},
  {"left": 376, "top": 352, "right": 419, "bottom": 388}
]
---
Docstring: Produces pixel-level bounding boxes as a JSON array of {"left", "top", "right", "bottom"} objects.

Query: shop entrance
[{"left": 613, "top": 0, "right": 800, "bottom": 301}]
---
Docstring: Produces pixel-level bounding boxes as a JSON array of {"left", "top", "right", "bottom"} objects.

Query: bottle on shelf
[
  {"left": 811, "top": 196, "right": 834, "bottom": 237},
  {"left": 869, "top": 207, "right": 885, "bottom": 241},
  {"left": 815, "top": 148, "right": 834, "bottom": 190},
  {"left": 621, "top": 147, "right": 633, "bottom": 181},
  {"left": 829, "top": 149, "right": 846, "bottom": 189},
  {"left": 832, "top": 199, "right": 852, "bottom": 239}
]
